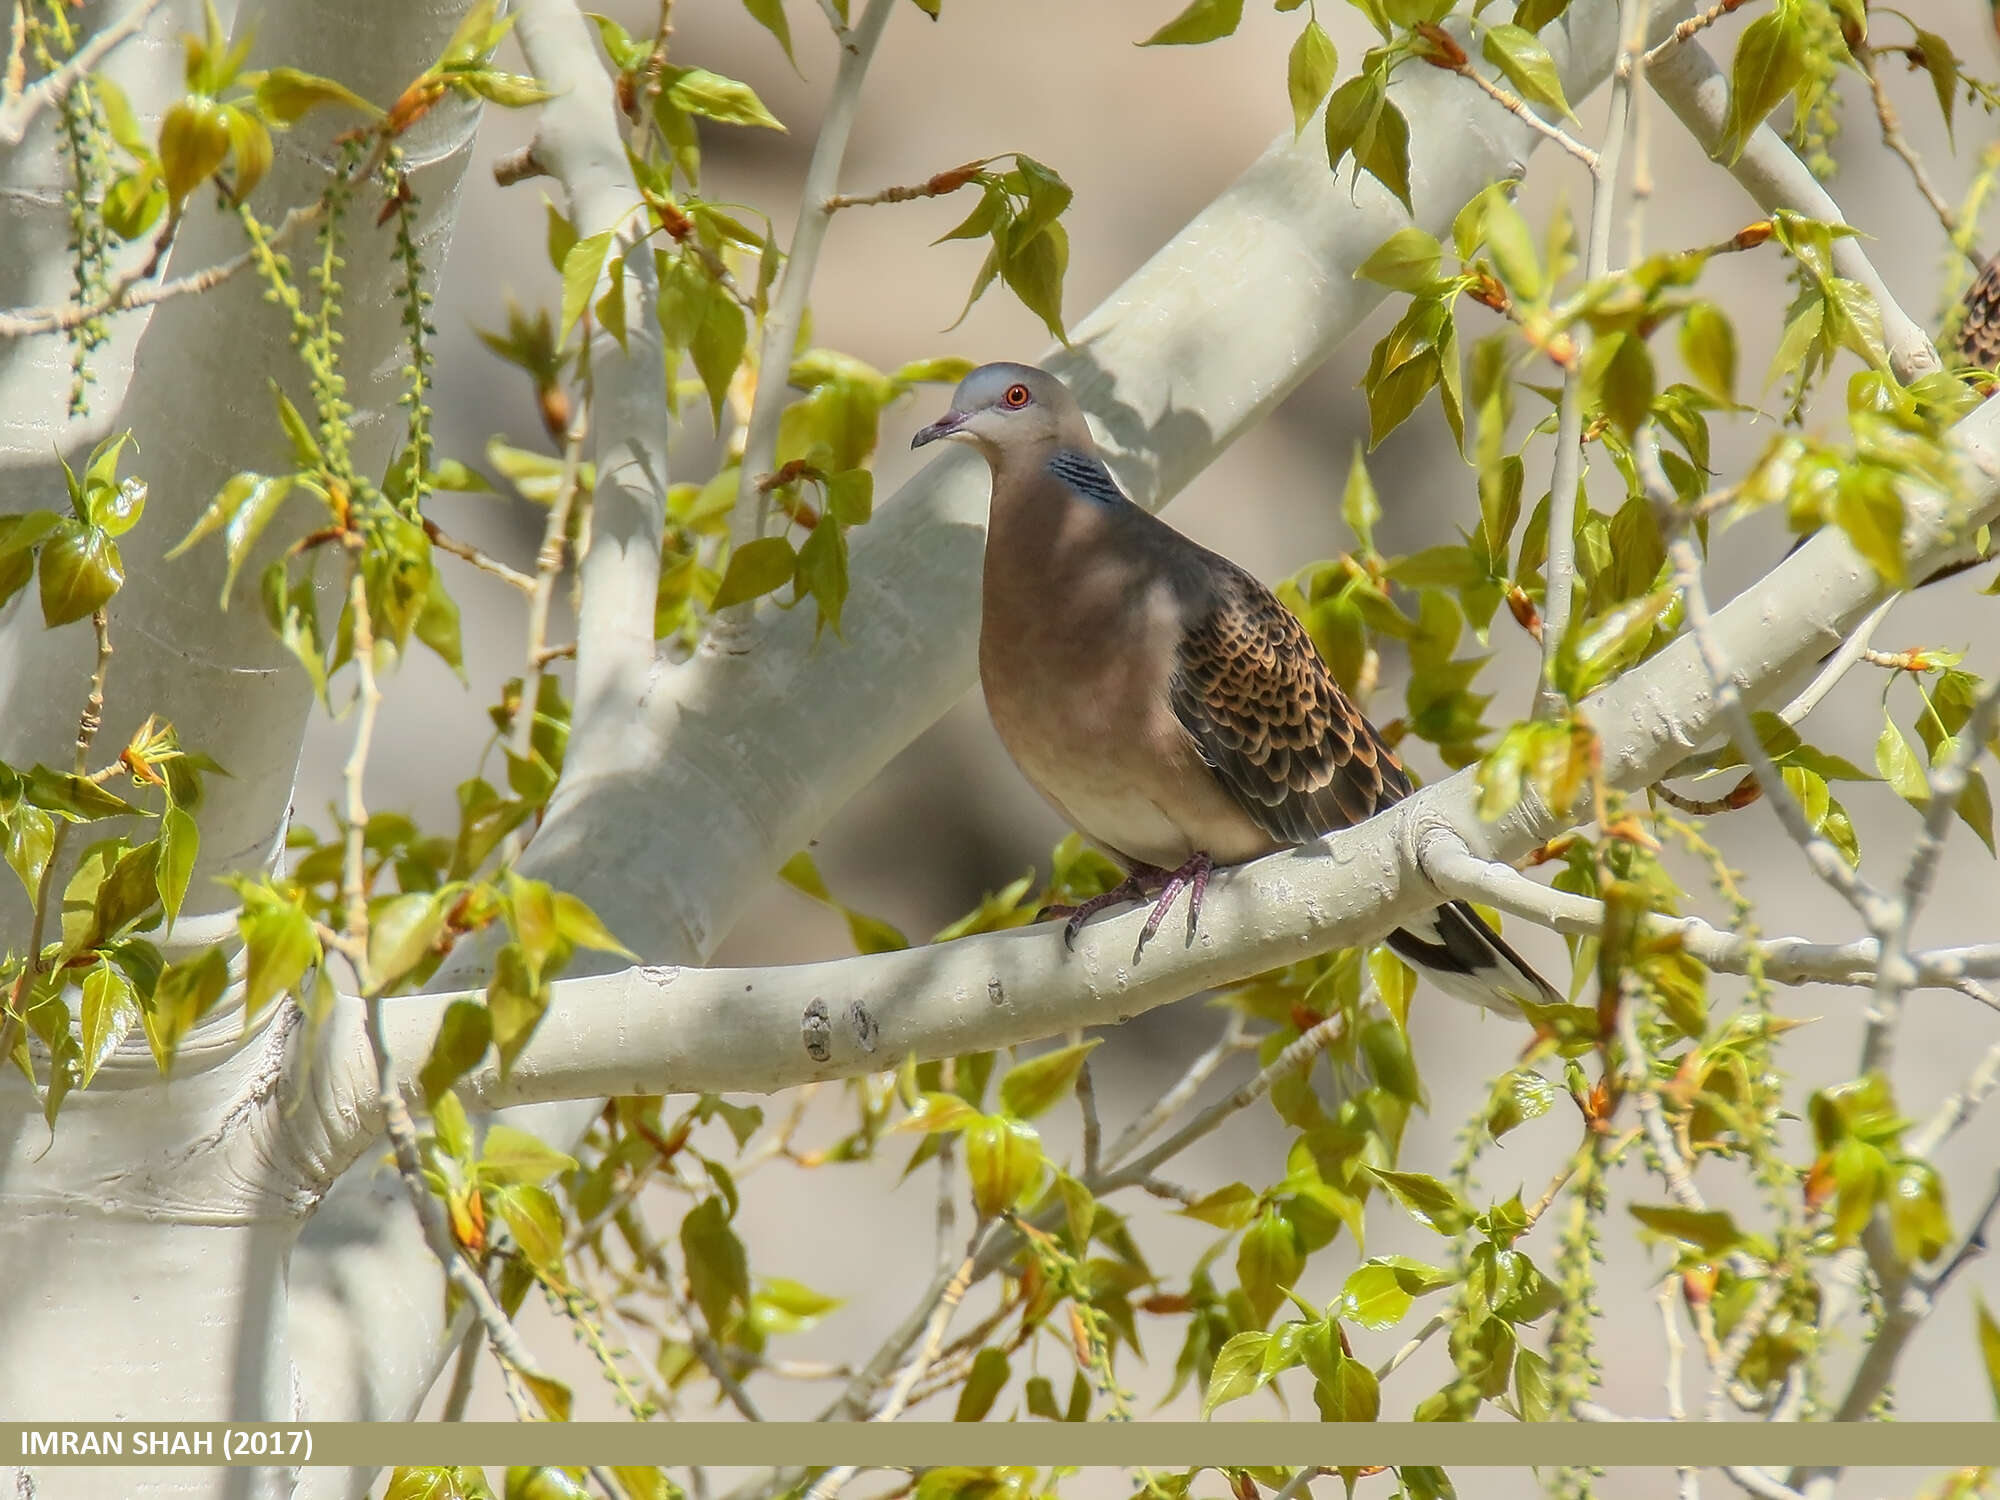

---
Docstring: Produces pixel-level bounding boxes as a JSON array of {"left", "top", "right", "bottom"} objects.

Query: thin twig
[
  {"left": 420, "top": 519, "right": 534, "bottom": 593},
  {"left": 0, "top": 193, "right": 321, "bottom": 340},
  {"left": 1920, "top": 1170, "right": 2000, "bottom": 1298},
  {"left": 0, "top": 0, "right": 165, "bottom": 146},
  {"left": 1374, "top": 1313, "right": 1445, "bottom": 1381},
  {"left": 803, "top": 1241, "right": 978, "bottom": 1500},
  {"left": 1857, "top": 43, "right": 1980, "bottom": 270},
  {"left": 1537, "top": 0, "right": 1640, "bottom": 718},
  {"left": 1075, "top": 1058, "right": 1101, "bottom": 1182},
  {"left": 1658, "top": 1277, "right": 1697, "bottom": 1500},
  {"left": 1100, "top": 1011, "right": 1250, "bottom": 1169},
  {"left": 1458, "top": 68, "right": 1601, "bottom": 172},
  {"left": 1633, "top": 0, "right": 1752, "bottom": 70},
  {"left": 719, "top": 0, "right": 897, "bottom": 622},
  {"left": 1101, "top": 1012, "right": 1346, "bottom": 1192},
  {"left": 1864, "top": 672, "right": 2000, "bottom": 1075}
]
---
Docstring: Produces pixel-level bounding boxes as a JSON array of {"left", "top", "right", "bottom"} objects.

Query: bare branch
[
  {"left": 1540, "top": 0, "right": 1646, "bottom": 717},
  {"left": 0, "top": 0, "right": 165, "bottom": 146},
  {"left": 1856, "top": 43, "right": 1979, "bottom": 269},
  {"left": 720, "top": 0, "right": 898, "bottom": 630}
]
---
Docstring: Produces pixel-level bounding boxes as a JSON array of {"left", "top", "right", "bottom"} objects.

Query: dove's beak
[{"left": 911, "top": 410, "right": 968, "bottom": 449}]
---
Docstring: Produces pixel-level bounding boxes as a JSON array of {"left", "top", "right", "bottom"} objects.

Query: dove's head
[{"left": 911, "top": 362, "right": 1092, "bottom": 462}]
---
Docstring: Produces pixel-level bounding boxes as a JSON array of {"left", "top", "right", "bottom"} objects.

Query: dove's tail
[{"left": 1386, "top": 901, "right": 1562, "bottom": 1016}]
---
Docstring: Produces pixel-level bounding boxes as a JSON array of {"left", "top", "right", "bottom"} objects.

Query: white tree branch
[
  {"left": 1645, "top": 37, "right": 1940, "bottom": 384},
  {"left": 510, "top": 0, "right": 666, "bottom": 766}
]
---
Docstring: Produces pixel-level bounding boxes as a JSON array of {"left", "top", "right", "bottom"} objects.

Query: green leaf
[
  {"left": 155, "top": 805, "right": 197, "bottom": 932},
  {"left": 825, "top": 469, "right": 874, "bottom": 526},
  {"left": 79, "top": 960, "right": 142, "bottom": 1087},
  {"left": 418, "top": 999, "right": 492, "bottom": 1107},
  {"left": 1286, "top": 21, "right": 1338, "bottom": 136},
  {"left": 1356, "top": 226, "right": 1441, "bottom": 292},
  {"left": 1680, "top": 301, "right": 1737, "bottom": 405},
  {"left": 1202, "top": 1330, "right": 1271, "bottom": 1415},
  {"left": 1977, "top": 1295, "right": 2000, "bottom": 1419},
  {"left": 681, "top": 1195, "right": 750, "bottom": 1331},
  {"left": 1323, "top": 74, "right": 1380, "bottom": 176},
  {"left": 239, "top": 895, "right": 317, "bottom": 1018},
  {"left": 964, "top": 1113, "right": 1043, "bottom": 1217},
  {"left": 1628, "top": 1204, "right": 1746, "bottom": 1253},
  {"left": 1484, "top": 196, "right": 1542, "bottom": 301},
  {"left": 38, "top": 519, "right": 122, "bottom": 625},
  {"left": 461, "top": 69, "right": 555, "bottom": 108},
  {"left": 3, "top": 804, "right": 54, "bottom": 900},
  {"left": 690, "top": 279, "right": 748, "bottom": 425},
  {"left": 560, "top": 230, "right": 613, "bottom": 343},
  {"left": 667, "top": 67, "right": 784, "bottom": 129},
  {"left": 1311, "top": 1349, "right": 1381, "bottom": 1422},
  {"left": 1911, "top": 28, "right": 1958, "bottom": 141},
  {"left": 368, "top": 891, "right": 447, "bottom": 987},
  {"left": 1887, "top": 1159, "right": 1951, "bottom": 1264},
  {"left": 159, "top": 96, "right": 231, "bottom": 205},
  {"left": 1481, "top": 23, "right": 1574, "bottom": 121},
  {"left": 1003, "top": 222, "right": 1069, "bottom": 344},
  {"left": 142, "top": 945, "right": 229, "bottom": 1073},
  {"left": 480, "top": 1123, "right": 579, "bottom": 1187},
  {"left": 1180, "top": 1181, "right": 1261, "bottom": 1229},
  {"left": 1722, "top": 5, "right": 1807, "bottom": 163},
  {"left": 1357, "top": 97, "right": 1413, "bottom": 213},
  {"left": 1484, "top": 1067, "right": 1556, "bottom": 1139},
  {"left": 1515, "top": 1345, "right": 1555, "bottom": 1421},
  {"left": 1834, "top": 467, "right": 1906, "bottom": 586},
  {"left": 27, "top": 766, "right": 142, "bottom": 820},
  {"left": 794, "top": 518, "right": 849, "bottom": 637},
  {"left": 999, "top": 1038, "right": 1100, "bottom": 1119},
  {"left": 1876, "top": 713, "right": 1929, "bottom": 804},
  {"left": 711, "top": 536, "right": 798, "bottom": 611},
  {"left": 1366, "top": 1167, "right": 1474, "bottom": 1235},
  {"left": 954, "top": 1346, "right": 1011, "bottom": 1421},
  {"left": 1585, "top": 331, "right": 1655, "bottom": 438},
  {"left": 551, "top": 891, "right": 634, "bottom": 958},
  {"left": 251, "top": 66, "right": 381, "bottom": 123},
  {"left": 1342, "top": 448, "right": 1382, "bottom": 551},
  {"left": 1139, "top": 0, "right": 1243, "bottom": 45},
  {"left": 1340, "top": 1262, "right": 1414, "bottom": 1330},
  {"left": 1237, "top": 1207, "right": 1304, "bottom": 1326},
  {"left": 741, "top": 0, "right": 795, "bottom": 61},
  {"left": 491, "top": 1182, "right": 565, "bottom": 1272}
]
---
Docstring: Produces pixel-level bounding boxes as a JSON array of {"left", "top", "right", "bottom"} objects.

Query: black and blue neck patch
[{"left": 1047, "top": 448, "right": 1130, "bottom": 506}]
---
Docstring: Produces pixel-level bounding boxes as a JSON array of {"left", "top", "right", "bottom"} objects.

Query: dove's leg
[
  {"left": 1040, "top": 863, "right": 1168, "bottom": 949},
  {"left": 1138, "top": 851, "right": 1214, "bottom": 950}
]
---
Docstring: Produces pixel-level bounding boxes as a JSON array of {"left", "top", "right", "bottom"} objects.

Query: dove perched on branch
[{"left": 914, "top": 361, "right": 1559, "bottom": 1015}]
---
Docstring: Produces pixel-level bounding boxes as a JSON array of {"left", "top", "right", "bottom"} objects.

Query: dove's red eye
[{"left": 1003, "top": 384, "right": 1032, "bottom": 408}]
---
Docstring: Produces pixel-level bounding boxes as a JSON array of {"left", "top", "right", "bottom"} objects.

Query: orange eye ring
[{"left": 1003, "top": 383, "right": 1031, "bottom": 408}]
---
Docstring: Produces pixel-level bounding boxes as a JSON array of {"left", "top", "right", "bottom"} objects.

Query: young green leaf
[
  {"left": 998, "top": 1038, "right": 1100, "bottom": 1120},
  {"left": 1140, "top": 0, "right": 1243, "bottom": 46},
  {"left": 1481, "top": 23, "right": 1575, "bottom": 121},
  {"left": 1286, "top": 21, "right": 1338, "bottom": 137}
]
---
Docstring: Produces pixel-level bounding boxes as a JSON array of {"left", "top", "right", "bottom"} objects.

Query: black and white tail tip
[{"left": 1386, "top": 900, "right": 1561, "bottom": 1016}]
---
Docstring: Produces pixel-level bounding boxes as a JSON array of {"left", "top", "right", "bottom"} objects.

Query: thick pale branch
[{"left": 1646, "top": 38, "right": 1940, "bottom": 384}]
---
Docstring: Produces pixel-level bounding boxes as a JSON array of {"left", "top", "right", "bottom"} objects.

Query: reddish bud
[
  {"left": 1732, "top": 220, "right": 1775, "bottom": 251},
  {"left": 1413, "top": 21, "right": 1469, "bottom": 68}
]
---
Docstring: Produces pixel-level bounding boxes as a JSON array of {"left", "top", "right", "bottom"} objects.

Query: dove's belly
[{"left": 982, "top": 659, "right": 1277, "bottom": 870}]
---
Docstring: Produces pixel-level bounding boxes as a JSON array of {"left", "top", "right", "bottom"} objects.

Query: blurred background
[{"left": 276, "top": 0, "right": 2000, "bottom": 1481}]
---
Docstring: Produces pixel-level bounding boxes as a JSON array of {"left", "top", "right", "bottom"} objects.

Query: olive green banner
[{"left": 2, "top": 1423, "right": 1997, "bottom": 1468}]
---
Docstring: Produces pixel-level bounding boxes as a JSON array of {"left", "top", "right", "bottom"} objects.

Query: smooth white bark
[{"left": 0, "top": 4, "right": 485, "bottom": 1495}]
